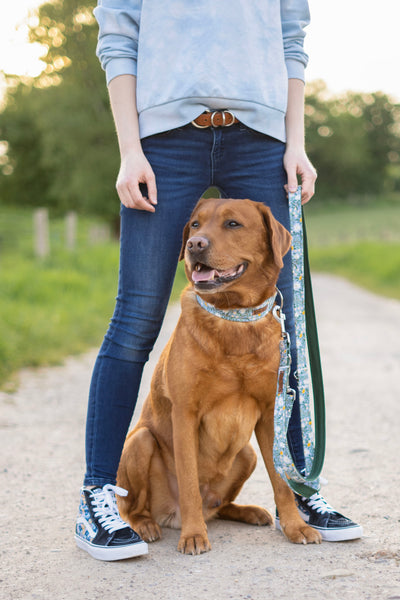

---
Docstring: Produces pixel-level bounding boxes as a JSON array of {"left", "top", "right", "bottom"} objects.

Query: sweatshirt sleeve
[
  {"left": 280, "top": 0, "right": 310, "bottom": 81},
  {"left": 93, "top": 0, "right": 142, "bottom": 85}
]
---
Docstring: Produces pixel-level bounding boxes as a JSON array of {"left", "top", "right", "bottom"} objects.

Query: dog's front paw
[
  {"left": 282, "top": 520, "right": 322, "bottom": 545},
  {"left": 177, "top": 533, "right": 212, "bottom": 555}
]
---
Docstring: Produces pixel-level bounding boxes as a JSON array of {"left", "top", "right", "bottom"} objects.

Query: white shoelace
[
  {"left": 303, "top": 492, "right": 335, "bottom": 515},
  {"left": 90, "top": 484, "right": 129, "bottom": 533}
]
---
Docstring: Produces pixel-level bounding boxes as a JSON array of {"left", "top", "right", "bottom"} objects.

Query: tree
[
  {"left": 0, "top": 82, "right": 52, "bottom": 207},
  {"left": 0, "top": 0, "right": 120, "bottom": 221},
  {"left": 305, "top": 81, "right": 400, "bottom": 198}
]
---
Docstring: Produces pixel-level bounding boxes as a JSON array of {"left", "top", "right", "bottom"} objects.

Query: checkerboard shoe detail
[
  {"left": 275, "top": 492, "right": 363, "bottom": 542},
  {"left": 75, "top": 484, "right": 148, "bottom": 561}
]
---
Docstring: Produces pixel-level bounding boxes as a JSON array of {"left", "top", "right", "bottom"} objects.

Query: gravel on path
[{"left": 1, "top": 274, "right": 399, "bottom": 600}]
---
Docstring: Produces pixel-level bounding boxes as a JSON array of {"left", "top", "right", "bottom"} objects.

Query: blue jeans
[{"left": 84, "top": 123, "right": 305, "bottom": 486}]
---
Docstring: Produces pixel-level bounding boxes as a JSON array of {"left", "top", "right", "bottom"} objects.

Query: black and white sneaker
[
  {"left": 75, "top": 484, "right": 148, "bottom": 561},
  {"left": 276, "top": 492, "right": 363, "bottom": 542}
]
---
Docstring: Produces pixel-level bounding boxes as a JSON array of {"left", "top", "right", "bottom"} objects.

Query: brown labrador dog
[{"left": 117, "top": 197, "right": 321, "bottom": 554}]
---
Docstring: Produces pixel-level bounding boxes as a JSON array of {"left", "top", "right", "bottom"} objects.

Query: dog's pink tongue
[{"left": 192, "top": 267, "right": 219, "bottom": 283}]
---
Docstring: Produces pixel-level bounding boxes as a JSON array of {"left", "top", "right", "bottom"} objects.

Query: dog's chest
[
  {"left": 199, "top": 356, "right": 277, "bottom": 406},
  {"left": 199, "top": 394, "right": 260, "bottom": 461},
  {"left": 196, "top": 359, "right": 274, "bottom": 453}
]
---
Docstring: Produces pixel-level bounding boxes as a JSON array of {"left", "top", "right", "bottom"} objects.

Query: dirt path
[{"left": 1, "top": 274, "right": 399, "bottom": 600}]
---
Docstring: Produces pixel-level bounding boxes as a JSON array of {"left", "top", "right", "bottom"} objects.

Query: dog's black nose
[{"left": 187, "top": 236, "right": 209, "bottom": 254}]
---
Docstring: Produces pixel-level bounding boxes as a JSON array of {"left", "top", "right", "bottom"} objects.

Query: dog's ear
[
  {"left": 179, "top": 221, "right": 191, "bottom": 261},
  {"left": 258, "top": 204, "right": 292, "bottom": 268}
]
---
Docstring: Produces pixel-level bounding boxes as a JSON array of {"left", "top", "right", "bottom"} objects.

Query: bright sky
[
  {"left": 305, "top": 0, "right": 400, "bottom": 101},
  {"left": 0, "top": 0, "right": 400, "bottom": 100}
]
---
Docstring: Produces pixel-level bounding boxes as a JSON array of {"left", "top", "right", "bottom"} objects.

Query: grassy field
[
  {"left": 0, "top": 196, "right": 399, "bottom": 388},
  {"left": 304, "top": 196, "right": 400, "bottom": 300},
  {"left": 0, "top": 208, "right": 119, "bottom": 388},
  {"left": 304, "top": 195, "right": 400, "bottom": 247}
]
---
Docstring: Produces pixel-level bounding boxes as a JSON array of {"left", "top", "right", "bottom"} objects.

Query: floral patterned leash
[{"left": 273, "top": 187, "right": 326, "bottom": 497}]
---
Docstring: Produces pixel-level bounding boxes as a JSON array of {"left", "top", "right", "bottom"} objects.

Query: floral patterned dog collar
[{"left": 195, "top": 293, "right": 276, "bottom": 322}]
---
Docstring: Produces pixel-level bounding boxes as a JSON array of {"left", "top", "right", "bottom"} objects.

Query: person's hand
[
  {"left": 283, "top": 146, "right": 317, "bottom": 205},
  {"left": 116, "top": 149, "right": 157, "bottom": 211}
]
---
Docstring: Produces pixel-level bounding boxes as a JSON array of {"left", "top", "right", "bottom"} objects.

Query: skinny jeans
[{"left": 84, "top": 123, "right": 306, "bottom": 486}]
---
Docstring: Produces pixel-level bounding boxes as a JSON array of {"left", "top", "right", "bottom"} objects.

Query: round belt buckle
[
  {"left": 210, "top": 110, "right": 222, "bottom": 127},
  {"left": 191, "top": 109, "right": 211, "bottom": 129},
  {"left": 224, "top": 110, "right": 236, "bottom": 127}
]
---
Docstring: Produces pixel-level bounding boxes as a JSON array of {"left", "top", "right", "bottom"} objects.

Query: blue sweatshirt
[{"left": 94, "top": 1, "right": 310, "bottom": 142}]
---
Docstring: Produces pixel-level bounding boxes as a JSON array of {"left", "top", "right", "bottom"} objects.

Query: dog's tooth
[{"left": 195, "top": 264, "right": 201, "bottom": 271}]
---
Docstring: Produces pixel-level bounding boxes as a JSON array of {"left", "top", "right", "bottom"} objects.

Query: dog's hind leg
[
  {"left": 117, "top": 426, "right": 163, "bottom": 542},
  {"left": 214, "top": 444, "right": 273, "bottom": 526}
]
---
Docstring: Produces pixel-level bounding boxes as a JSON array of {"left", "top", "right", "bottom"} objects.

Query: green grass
[
  {"left": 304, "top": 195, "right": 400, "bottom": 247},
  {"left": 304, "top": 195, "right": 400, "bottom": 300},
  {"left": 170, "top": 261, "right": 188, "bottom": 303},
  {"left": 0, "top": 208, "right": 119, "bottom": 387},
  {"left": 0, "top": 245, "right": 119, "bottom": 387},
  {"left": 308, "top": 241, "right": 400, "bottom": 300}
]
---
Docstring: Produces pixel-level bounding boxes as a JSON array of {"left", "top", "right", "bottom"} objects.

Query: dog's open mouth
[{"left": 191, "top": 262, "right": 247, "bottom": 288}]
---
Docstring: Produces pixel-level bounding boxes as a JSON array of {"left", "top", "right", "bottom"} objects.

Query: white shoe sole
[
  {"left": 275, "top": 516, "right": 363, "bottom": 542},
  {"left": 75, "top": 535, "right": 148, "bottom": 561}
]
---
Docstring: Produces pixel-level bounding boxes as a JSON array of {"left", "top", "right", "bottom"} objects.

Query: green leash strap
[
  {"left": 273, "top": 187, "right": 326, "bottom": 498},
  {"left": 298, "top": 210, "right": 326, "bottom": 494}
]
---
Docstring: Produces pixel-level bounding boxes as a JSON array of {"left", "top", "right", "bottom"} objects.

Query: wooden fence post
[
  {"left": 66, "top": 211, "right": 77, "bottom": 250},
  {"left": 34, "top": 208, "right": 50, "bottom": 258}
]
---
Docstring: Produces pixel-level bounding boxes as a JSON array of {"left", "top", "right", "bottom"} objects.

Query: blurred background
[{"left": 0, "top": 0, "right": 399, "bottom": 389}]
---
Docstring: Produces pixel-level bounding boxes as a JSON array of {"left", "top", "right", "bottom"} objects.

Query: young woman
[{"left": 75, "top": 0, "right": 363, "bottom": 561}]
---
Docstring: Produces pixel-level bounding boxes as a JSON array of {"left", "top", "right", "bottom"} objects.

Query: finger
[
  {"left": 301, "top": 192, "right": 312, "bottom": 205},
  {"left": 300, "top": 168, "right": 317, "bottom": 204},
  {"left": 118, "top": 180, "right": 155, "bottom": 212},
  {"left": 128, "top": 182, "right": 156, "bottom": 212},
  {"left": 117, "top": 184, "right": 135, "bottom": 209},
  {"left": 145, "top": 172, "right": 158, "bottom": 206},
  {"left": 300, "top": 179, "right": 315, "bottom": 205},
  {"left": 286, "top": 168, "right": 299, "bottom": 194}
]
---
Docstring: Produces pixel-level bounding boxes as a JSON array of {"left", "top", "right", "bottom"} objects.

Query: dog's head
[{"left": 180, "top": 197, "right": 292, "bottom": 308}]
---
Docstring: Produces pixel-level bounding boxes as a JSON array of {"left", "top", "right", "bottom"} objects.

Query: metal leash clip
[{"left": 273, "top": 287, "right": 288, "bottom": 338}]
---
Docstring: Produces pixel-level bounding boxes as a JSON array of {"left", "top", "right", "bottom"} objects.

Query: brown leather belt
[{"left": 191, "top": 110, "right": 239, "bottom": 128}]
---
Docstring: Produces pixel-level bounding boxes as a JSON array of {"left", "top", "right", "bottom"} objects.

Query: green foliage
[
  {"left": 0, "top": 0, "right": 120, "bottom": 221},
  {"left": 305, "top": 81, "right": 400, "bottom": 198},
  {"left": 0, "top": 85, "right": 52, "bottom": 206}
]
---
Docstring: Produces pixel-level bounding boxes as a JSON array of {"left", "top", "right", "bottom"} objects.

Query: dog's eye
[
  {"left": 224, "top": 220, "right": 242, "bottom": 229},
  {"left": 191, "top": 221, "right": 200, "bottom": 229}
]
